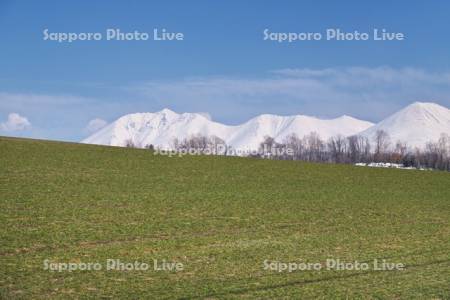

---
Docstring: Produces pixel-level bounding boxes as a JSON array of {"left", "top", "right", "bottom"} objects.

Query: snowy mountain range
[
  {"left": 82, "top": 110, "right": 373, "bottom": 150},
  {"left": 82, "top": 102, "right": 450, "bottom": 150}
]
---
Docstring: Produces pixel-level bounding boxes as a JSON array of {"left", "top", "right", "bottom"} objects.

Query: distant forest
[{"left": 132, "top": 130, "right": 450, "bottom": 172}]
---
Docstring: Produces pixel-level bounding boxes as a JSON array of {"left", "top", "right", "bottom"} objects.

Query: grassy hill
[{"left": 1, "top": 136, "right": 449, "bottom": 299}]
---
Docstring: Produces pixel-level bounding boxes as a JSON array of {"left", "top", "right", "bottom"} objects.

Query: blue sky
[{"left": 1, "top": 1, "right": 449, "bottom": 141}]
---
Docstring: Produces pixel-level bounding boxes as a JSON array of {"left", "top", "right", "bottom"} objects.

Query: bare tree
[
  {"left": 283, "top": 133, "right": 304, "bottom": 160},
  {"left": 328, "top": 135, "right": 347, "bottom": 163},
  {"left": 374, "top": 130, "right": 391, "bottom": 162},
  {"left": 437, "top": 134, "right": 450, "bottom": 170},
  {"left": 208, "top": 135, "right": 227, "bottom": 155},
  {"left": 346, "top": 135, "right": 370, "bottom": 163},
  {"left": 125, "top": 139, "right": 136, "bottom": 148},
  {"left": 392, "top": 141, "right": 408, "bottom": 163},
  {"left": 259, "top": 136, "right": 277, "bottom": 158},
  {"left": 303, "top": 132, "right": 326, "bottom": 162}
]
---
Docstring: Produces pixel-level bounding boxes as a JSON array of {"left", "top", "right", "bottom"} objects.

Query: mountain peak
[
  {"left": 410, "top": 101, "right": 434, "bottom": 106},
  {"left": 395, "top": 102, "right": 450, "bottom": 122},
  {"left": 360, "top": 101, "right": 450, "bottom": 148},
  {"left": 157, "top": 108, "right": 177, "bottom": 115},
  {"left": 405, "top": 101, "right": 447, "bottom": 111},
  {"left": 335, "top": 115, "right": 358, "bottom": 121}
]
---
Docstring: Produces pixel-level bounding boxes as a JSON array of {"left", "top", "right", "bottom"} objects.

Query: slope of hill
[
  {"left": 1, "top": 136, "right": 450, "bottom": 298},
  {"left": 82, "top": 109, "right": 374, "bottom": 150},
  {"left": 360, "top": 102, "right": 450, "bottom": 148}
]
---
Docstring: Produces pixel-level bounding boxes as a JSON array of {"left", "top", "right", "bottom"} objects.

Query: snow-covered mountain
[
  {"left": 82, "top": 102, "right": 450, "bottom": 150},
  {"left": 359, "top": 102, "right": 450, "bottom": 148},
  {"left": 225, "top": 114, "right": 373, "bottom": 150},
  {"left": 82, "top": 109, "right": 374, "bottom": 150}
]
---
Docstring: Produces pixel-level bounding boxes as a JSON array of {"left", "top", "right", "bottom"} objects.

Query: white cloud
[
  {"left": 85, "top": 118, "right": 108, "bottom": 133},
  {"left": 0, "top": 92, "right": 123, "bottom": 141},
  {"left": 272, "top": 66, "right": 450, "bottom": 85},
  {"left": 129, "top": 67, "right": 450, "bottom": 123},
  {"left": 0, "top": 113, "right": 31, "bottom": 131}
]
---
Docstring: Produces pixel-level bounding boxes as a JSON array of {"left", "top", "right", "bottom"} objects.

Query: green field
[{"left": 1, "top": 136, "right": 449, "bottom": 299}]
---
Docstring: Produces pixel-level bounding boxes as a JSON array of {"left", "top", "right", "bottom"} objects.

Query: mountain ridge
[
  {"left": 82, "top": 109, "right": 374, "bottom": 150},
  {"left": 82, "top": 102, "right": 450, "bottom": 150}
]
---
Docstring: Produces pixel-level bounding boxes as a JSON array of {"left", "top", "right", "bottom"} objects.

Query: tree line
[
  {"left": 128, "top": 130, "right": 450, "bottom": 171},
  {"left": 255, "top": 130, "right": 450, "bottom": 171}
]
